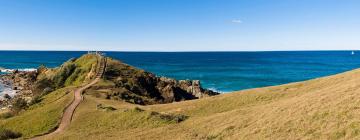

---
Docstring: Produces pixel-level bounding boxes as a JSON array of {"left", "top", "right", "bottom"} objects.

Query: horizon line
[{"left": 0, "top": 49, "right": 358, "bottom": 53}]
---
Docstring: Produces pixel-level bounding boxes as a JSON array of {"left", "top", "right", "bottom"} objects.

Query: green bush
[
  {"left": 11, "top": 98, "right": 28, "bottom": 114},
  {"left": 53, "top": 63, "right": 76, "bottom": 88},
  {"left": 131, "top": 107, "right": 144, "bottom": 112},
  {"left": 0, "top": 129, "right": 22, "bottom": 140},
  {"left": 96, "top": 104, "right": 117, "bottom": 111},
  {"left": 0, "top": 112, "right": 14, "bottom": 119},
  {"left": 32, "top": 78, "right": 54, "bottom": 95},
  {"left": 29, "top": 95, "right": 42, "bottom": 106},
  {"left": 148, "top": 111, "right": 188, "bottom": 123},
  {"left": 65, "top": 68, "right": 83, "bottom": 86}
]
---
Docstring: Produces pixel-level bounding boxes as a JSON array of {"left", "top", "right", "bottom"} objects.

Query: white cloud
[{"left": 231, "top": 19, "right": 243, "bottom": 24}]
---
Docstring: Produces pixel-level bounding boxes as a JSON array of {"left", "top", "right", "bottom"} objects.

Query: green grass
[
  {"left": 65, "top": 54, "right": 99, "bottom": 86},
  {"left": 0, "top": 87, "right": 74, "bottom": 138},
  {"left": 35, "top": 54, "right": 99, "bottom": 89},
  {"left": 0, "top": 54, "right": 100, "bottom": 139}
]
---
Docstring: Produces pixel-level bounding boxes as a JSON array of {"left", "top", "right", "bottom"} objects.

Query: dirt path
[{"left": 32, "top": 55, "right": 106, "bottom": 140}]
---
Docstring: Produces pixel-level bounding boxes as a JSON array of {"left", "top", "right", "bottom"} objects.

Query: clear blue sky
[{"left": 0, "top": 0, "right": 359, "bottom": 51}]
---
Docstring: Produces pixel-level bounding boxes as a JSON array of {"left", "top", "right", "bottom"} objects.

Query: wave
[
  {"left": 0, "top": 80, "right": 16, "bottom": 100},
  {"left": 207, "top": 87, "right": 227, "bottom": 94},
  {"left": 0, "top": 87, "right": 16, "bottom": 99},
  {"left": 0, "top": 68, "right": 37, "bottom": 73}
]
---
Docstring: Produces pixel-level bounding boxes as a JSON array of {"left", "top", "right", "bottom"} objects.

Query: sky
[{"left": 0, "top": 0, "right": 359, "bottom": 51}]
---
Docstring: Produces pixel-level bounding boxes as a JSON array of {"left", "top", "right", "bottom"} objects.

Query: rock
[
  {"left": 3, "top": 94, "right": 12, "bottom": 100},
  {"left": 43, "top": 87, "right": 54, "bottom": 94},
  {"left": 102, "top": 58, "right": 220, "bottom": 105}
]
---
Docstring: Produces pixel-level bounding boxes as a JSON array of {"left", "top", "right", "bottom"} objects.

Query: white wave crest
[
  {"left": 0, "top": 68, "right": 37, "bottom": 73},
  {"left": 208, "top": 87, "right": 227, "bottom": 93},
  {"left": 0, "top": 81, "right": 17, "bottom": 100}
]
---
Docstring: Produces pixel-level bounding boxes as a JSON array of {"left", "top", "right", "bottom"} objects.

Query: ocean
[{"left": 1, "top": 51, "right": 360, "bottom": 94}]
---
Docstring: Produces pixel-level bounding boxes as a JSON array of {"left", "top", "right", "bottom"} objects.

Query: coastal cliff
[
  {"left": 0, "top": 54, "right": 219, "bottom": 107},
  {"left": 89, "top": 57, "right": 219, "bottom": 105}
]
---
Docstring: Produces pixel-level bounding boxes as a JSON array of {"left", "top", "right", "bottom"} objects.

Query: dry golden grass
[{"left": 42, "top": 68, "right": 360, "bottom": 140}]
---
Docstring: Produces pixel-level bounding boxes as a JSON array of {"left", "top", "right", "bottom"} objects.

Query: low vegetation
[
  {"left": 147, "top": 111, "right": 188, "bottom": 123},
  {"left": 0, "top": 55, "right": 99, "bottom": 138},
  {"left": 0, "top": 87, "right": 74, "bottom": 138},
  {"left": 87, "top": 57, "right": 218, "bottom": 105},
  {"left": 42, "top": 67, "right": 360, "bottom": 139},
  {"left": 35, "top": 54, "right": 99, "bottom": 93},
  {"left": 0, "top": 128, "right": 22, "bottom": 140}
]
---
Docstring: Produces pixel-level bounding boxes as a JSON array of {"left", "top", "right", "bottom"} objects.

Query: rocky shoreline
[
  {"left": 0, "top": 74, "right": 15, "bottom": 107},
  {"left": 0, "top": 54, "right": 220, "bottom": 108},
  {"left": 94, "top": 57, "right": 220, "bottom": 105},
  {"left": 0, "top": 71, "right": 37, "bottom": 108}
]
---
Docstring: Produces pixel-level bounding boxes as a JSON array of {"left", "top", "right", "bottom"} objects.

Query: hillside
[
  {"left": 0, "top": 54, "right": 100, "bottom": 139},
  {"left": 89, "top": 57, "right": 219, "bottom": 105},
  {"left": 2, "top": 54, "right": 360, "bottom": 139},
  {"left": 55, "top": 67, "right": 360, "bottom": 139},
  {"left": 0, "top": 54, "right": 218, "bottom": 139}
]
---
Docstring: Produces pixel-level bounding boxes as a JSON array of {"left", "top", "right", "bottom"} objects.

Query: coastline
[
  {"left": 0, "top": 74, "right": 17, "bottom": 100},
  {"left": 1, "top": 51, "right": 360, "bottom": 92},
  {"left": 0, "top": 68, "right": 37, "bottom": 99}
]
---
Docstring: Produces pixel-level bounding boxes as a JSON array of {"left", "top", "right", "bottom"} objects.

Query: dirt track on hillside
[{"left": 31, "top": 55, "right": 106, "bottom": 140}]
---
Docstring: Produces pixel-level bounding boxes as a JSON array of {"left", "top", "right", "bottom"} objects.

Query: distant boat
[{"left": 351, "top": 51, "right": 355, "bottom": 55}]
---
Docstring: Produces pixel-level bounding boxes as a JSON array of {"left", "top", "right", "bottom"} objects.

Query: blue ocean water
[{"left": 1, "top": 51, "right": 360, "bottom": 93}]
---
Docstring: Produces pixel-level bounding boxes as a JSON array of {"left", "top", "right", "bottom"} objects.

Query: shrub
[
  {"left": 96, "top": 104, "right": 117, "bottom": 111},
  {"left": 42, "top": 87, "right": 54, "bottom": 95},
  {"left": 37, "top": 64, "right": 47, "bottom": 73},
  {"left": 104, "top": 65, "right": 121, "bottom": 78},
  {"left": 29, "top": 95, "right": 42, "bottom": 106},
  {"left": 148, "top": 111, "right": 188, "bottom": 123},
  {"left": 64, "top": 67, "right": 85, "bottom": 86},
  {"left": 32, "top": 78, "right": 54, "bottom": 95},
  {"left": 133, "top": 107, "right": 144, "bottom": 112},
  {"left": 0, "top": 112, "right": 14, "bottom": 119},
  {"left": 53, "top": 63, "right": 76, "bottom": 88},
  {"left": 0, "top": 129, "right": 22, "bottom": 140},
  {"left": 11, "top": 98, "right": 28, "bottom": 114}
]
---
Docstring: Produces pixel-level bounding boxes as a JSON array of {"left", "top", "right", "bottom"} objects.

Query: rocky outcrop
[
  {"left": 0, "top": 71, "right": 37, "bottom": 107},
  {"left": 0, "top": 54, "right": 220, "bottom": 106},
  {"left": 156, "top": 77, "right": 218, "bottom": 102},
  {"left": 0, "top": 71, "right": 37, "bottom": 96},
  {"left": 97, "top": 57, "right": 219, "bottom": 105}
]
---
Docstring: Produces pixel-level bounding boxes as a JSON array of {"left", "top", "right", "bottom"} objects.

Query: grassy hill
[
  {"left": 51, "top": 67, "right": 360, "bottom": 139},
  {"left": 2, "top": 54, "right": 360, "bottom": 139},
  {"left": 0, "top": 54, "right": 100, "bottom": 139}
]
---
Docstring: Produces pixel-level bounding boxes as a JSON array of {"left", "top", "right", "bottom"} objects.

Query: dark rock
[
  {"left": 102, "top": 58, "right": 220, "bottom": 105},
  {"left": 3, "top": 94, "right": 12, "bottom": 100}
]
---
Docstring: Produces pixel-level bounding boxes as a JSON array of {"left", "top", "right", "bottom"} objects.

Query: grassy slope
[
  {"left": 0, "top": 54, "right": 99, "bottom": 138},
  {"left": 64, "top": 54, "right": 98, "bottom": 86},
  {"left": 0, "top": 87, "right": 74, "bottom": 138},
  {"left": 47, "top": 68, "right": 360, "bottom": 140}
]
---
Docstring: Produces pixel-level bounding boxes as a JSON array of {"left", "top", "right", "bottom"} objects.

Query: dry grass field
[{"left": 40, "top": 68, "right": 360, "bottom": 140}]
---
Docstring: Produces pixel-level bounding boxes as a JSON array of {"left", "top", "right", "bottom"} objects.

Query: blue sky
[{"left": 0, "top": 0, "right": 359, "bottom": 51}]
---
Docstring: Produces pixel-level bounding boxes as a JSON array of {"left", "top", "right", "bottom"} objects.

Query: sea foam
[
  {"left": 0, "top": 81, "right": 16, "bottom": 100},
  {"left": 0, "top": 68, "right": 37, "bottom": 73}
]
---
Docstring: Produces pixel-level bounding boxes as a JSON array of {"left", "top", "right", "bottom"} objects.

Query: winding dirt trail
[{"left": 32, "top": 55, "right": 106, "bottom": 140}]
